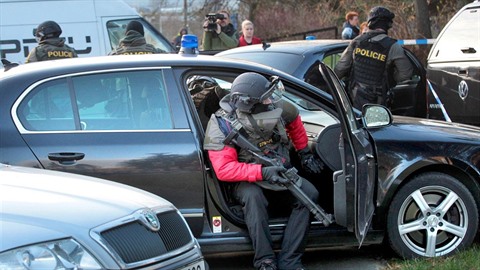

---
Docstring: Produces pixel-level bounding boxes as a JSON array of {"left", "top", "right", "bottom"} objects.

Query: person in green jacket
[
  {"left": 109, "top": 20, "right": 165, "bottom": 55},
  {"left": 202, "top": 10, "right": 239, "bottom": 51}
]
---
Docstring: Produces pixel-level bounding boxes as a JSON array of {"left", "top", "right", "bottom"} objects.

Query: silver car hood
[{"left": 0, "top": 164, "right": 172, "bottom": 251}]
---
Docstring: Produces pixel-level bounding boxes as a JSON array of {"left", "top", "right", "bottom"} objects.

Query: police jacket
[
  {"left": 202, "top": 24, "right": 239, "bottom": 51},
  {"left": 334, "top": 30, "right": 413, "bottom": 85},
  {"left": 109, "top": 30, "right": 165, "bottom": 55},
  {"left": 204, "top": 96, "right": 308, "bottom": 182},
  {"left": 26, "top": 38, "right": 77, "bottom": 63}
]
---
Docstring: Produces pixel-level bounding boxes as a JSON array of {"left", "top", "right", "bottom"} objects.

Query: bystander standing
[
  {"left": 202, "top": 10, "right": 238, "bottom": 51},
  {"left": 238, "top": 20, "right": 262, "bottom": 46},
  {"left": 341, "top": 11, "right": 360, "bottom": 40},
  {"left": 172, "top": 27, "right": 188, "bottom": 49}
]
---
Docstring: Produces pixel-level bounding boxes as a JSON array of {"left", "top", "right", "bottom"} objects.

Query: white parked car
[{"left": 0, "top": 164, "right": 206, "bottom": 270}]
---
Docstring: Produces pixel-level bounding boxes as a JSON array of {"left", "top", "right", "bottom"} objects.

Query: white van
[{"left": 0, "top": 0, "right": 175, "bottom": 64}]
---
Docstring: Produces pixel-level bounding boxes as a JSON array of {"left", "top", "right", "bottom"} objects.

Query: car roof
[
  {"left": 217, "top": 39, "right": 350, "bottom": 56},
  {"left": 0, "top": 54, "right": 290, "bottom": 79}
]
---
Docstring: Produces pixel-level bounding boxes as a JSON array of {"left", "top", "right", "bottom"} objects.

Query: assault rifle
[{"left": 223, "top": 128, "right": 335, "bottom": 226}]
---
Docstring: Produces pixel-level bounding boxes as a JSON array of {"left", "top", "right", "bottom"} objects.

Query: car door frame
[
  {"left": 11, "top": 66, "right": 206, "bottom": 236},
  {"left": 318, "top": 63, "right": 377, "bottom": 245}
]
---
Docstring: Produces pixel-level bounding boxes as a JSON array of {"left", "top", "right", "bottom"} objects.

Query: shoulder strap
[
  {"left": 215, "top": 111, "right": 249, "bottom": 141},
  {"left": 215, "top": 115, "right": 232, "bottom": 137},
  {"left": 378, "top": 36, "right": 397, "bottom": 49}
]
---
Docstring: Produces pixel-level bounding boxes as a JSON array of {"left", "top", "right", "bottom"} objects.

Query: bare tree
[{"left": 414, "top": 0, "right": 432, "bottom": 39}]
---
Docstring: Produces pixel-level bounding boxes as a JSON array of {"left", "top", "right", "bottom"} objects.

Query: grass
[{"left": 383, "top": 245, "right": 480, "bottom": 270}]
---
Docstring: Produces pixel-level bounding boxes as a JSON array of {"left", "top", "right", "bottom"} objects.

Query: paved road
[{"left": 205, "top": 245, "right": 394, "bottom": 270}]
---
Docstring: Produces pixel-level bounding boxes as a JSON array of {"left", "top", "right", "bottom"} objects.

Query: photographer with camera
[{"left": 202, "top": 10, "right": 238, "bottom": 51}]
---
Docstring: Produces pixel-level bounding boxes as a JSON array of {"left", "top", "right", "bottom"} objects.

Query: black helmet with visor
[
  {"left": 33, "top": 21, "right": 62, "bottom": 41},
  {"left": 230, "top": 72, "right": 284, "bottom": 113}
]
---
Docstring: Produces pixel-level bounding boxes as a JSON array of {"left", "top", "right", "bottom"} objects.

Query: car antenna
[
  {"left": 262, "top": 42, "right": 271, "bottom": 51},
  {"left": 1, "top": 58, "right": 19, "bottom": 72}
]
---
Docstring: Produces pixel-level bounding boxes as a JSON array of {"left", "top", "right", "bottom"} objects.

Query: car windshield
[
  {"left": 221, "top": 52, "right": 303, "bottom": 74},
  {"left": 106, "top": 19, "right": 173, "bottom": 53}
]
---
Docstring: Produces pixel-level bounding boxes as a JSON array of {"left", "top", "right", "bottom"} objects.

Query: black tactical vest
[
  {"left": 234, "top": 109, "right": 291, "bottom": 166},
  {"left": 351, "top": 33, "right": 396, "bottom": 87}
]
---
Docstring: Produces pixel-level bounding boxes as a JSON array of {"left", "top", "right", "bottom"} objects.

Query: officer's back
[
  {"left": 26, "top": 21, "right": 78, "bottom": 63},
  {"left": 109, "top": 20, "right": 164, "bottom": 55}
]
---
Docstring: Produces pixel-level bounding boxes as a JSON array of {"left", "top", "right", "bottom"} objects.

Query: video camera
[{"left": 205, "top": 13, "right": 225, "bottom": 31}]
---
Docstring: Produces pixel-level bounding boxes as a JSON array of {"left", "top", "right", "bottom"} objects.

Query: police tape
[{"left": 397, "top": 39, "right": 436, "bottom": 45}]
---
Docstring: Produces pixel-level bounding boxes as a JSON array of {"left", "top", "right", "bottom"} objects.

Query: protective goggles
[{"left": 259, "top": 76, "right": 285, "bottom": 103}]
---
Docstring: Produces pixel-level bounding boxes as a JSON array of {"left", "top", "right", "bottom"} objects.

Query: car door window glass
[
  {"left": 304, "top": 61, "right": 331, "bottom": 93},
  {"left": 18, "top": 70, "right": 173, "bottom": 131},
  {"left": 322, "top": 52, "right": 342, "bottom": 69},
  {"left": 18, "top": 78, "right": 75, "bottom": 131},
  {"left": 73, "top": 71, "right": 173, "bottom": 130}
]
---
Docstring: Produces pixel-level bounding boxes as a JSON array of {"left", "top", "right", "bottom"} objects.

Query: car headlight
[{"left": 0, "top": 238, "right": 102, "bottom": 270}]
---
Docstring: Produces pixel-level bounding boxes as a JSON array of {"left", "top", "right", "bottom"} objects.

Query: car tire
[{"left": 387, "top": 172, "right": 478, "bottom": 258}]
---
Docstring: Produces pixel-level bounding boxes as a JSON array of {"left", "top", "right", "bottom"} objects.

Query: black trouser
[{"left": 234, "top": 179, "right": 319, "bottom": 270}]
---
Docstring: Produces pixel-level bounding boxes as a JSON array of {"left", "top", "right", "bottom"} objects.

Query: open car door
[
  {"left": 318, "top": 63, "right": 377, "bottom": 245},
  {"left": 390, "top": 48, "right": 428, "bottom": 118}
]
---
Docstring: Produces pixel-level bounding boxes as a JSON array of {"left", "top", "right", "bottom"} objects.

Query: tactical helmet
[
  {"left": 367, "top": 6, "right": 395, "bottom": 27},
  {"left": 34, "top": 21, "right": 62, "bottom": 40},
  {"left": 230, "top": 72, "right": 284, "bottom": 113},
  {"left": 126, "top": 20, "right": 144, "bottom": 36},
  {"left": 187, "top": 75, "right": 218, "bottom": 93}
]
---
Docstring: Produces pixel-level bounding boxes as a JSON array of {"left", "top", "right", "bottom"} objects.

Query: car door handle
[
  {"left": 460, "top": 47, "right": 476, "bottom": 54},
  {"left": 48, "top": 152, "right": 85, "bottom": 163}
]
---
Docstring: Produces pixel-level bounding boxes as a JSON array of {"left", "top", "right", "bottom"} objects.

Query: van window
[
  {"left": 18, "top": 70, "right": 174, "bottom": 131},
  {"left": 106, "top": 19, "right": 174, "bottom": 53},
  {"left": 431, "top": 8, "right": 479, "bottom": 61}
]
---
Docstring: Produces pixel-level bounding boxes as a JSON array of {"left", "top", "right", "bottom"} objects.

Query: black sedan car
[
  {"left": 217, "top": 40, "right": 445, "bottom": 121},
  {"left": 1, "top": 54, "right": 479, "bottom": 260}
]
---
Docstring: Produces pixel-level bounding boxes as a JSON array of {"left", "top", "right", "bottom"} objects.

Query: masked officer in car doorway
[
  {"left": 204, "top": 72, "right": 324, "bottom": 270},
  {"left": 109, "top": 20, "right": 165, "bottom": 55},
  {"left": 26, "top": 20, "right": 78, "bottom": 63},
  {"left": 334, "top": 6, "right": 413, "bottom": 110}
]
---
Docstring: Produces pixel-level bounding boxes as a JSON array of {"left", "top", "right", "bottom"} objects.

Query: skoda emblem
[
  {"left": 458, "top": 80, "right": 469, "bottom": 100},
  {"left": 140, "top": 209, "right": 160, "bottom": 232}
]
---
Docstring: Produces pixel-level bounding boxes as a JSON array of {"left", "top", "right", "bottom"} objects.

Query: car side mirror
[{"left": 362, "top": 105, "right": 392, "bottom": 128}]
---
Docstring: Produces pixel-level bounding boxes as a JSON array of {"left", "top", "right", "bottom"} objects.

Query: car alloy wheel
[{"left": 387, "top": 172, "right": 478, "bottom": 258}]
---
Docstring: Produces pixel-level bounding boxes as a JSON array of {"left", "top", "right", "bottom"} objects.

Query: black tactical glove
[
  {"left": 298, "top": 147, "right": 324, "bottom": 174},
  {"left": 261, "top": 166, "right": 288, "bottom": 185}
]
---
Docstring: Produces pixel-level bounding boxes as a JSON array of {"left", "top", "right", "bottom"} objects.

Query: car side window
[
  {"left": 322, "top": 52, "right": 342, "bottom": 69},
  {"left": 18, "top": 78, "right": 76, "bottom": 131},
  {"left": 431, "top": 8, "right": 479, "bottom": 61},
  {"left": 18, "top": 70, "right": 173, "bottom": 131}
]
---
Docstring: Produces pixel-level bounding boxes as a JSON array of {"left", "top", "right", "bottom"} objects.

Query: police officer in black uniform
[
  {"left": 334, "top": 6, "right": 413, "bottom": 110},
  {"left": 204, "top": 72, "right": 323, "bottom": 270},
  {"left": 26, "top": 21, "right": 78, "bottom": 63},
  {"left": 109, "top": 20, "right": 165, "bottom": 55}
]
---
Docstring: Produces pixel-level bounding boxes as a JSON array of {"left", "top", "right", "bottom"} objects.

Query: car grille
[{"left": 101, "top": 210, "right": 192, "bottom": 264}]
